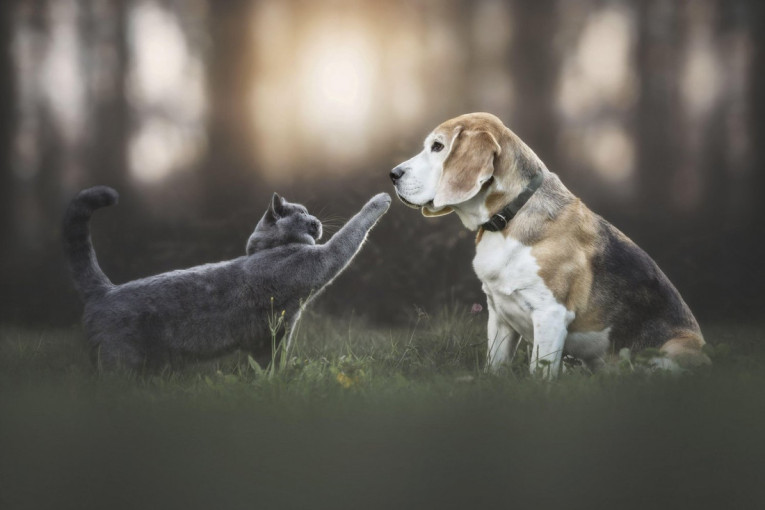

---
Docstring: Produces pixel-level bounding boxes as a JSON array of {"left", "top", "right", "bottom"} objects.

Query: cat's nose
[
  {"left": 310, "top": 220, "right": 322, "bottom": 240},
  {"left": 390, "top": 166, "right": 406, "bottom": 184}
]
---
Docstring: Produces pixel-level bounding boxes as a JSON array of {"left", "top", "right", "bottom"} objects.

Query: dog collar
[{"left": 481, "top": 172, "right": 544, "bottom": 232}]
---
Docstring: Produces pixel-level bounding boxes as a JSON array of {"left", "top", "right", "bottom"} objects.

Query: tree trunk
[
  {"left": 0, "top": 0, "right": 15, "bottom": 259},
  {"left": 509, "top": 0, "right": 560, "bottom": 170},
  {"left": 84, "top": 0, "right": 130, "bottom": 192},
  {"left": 202, "top": 0, "right": 260, "bottom": 216},
  {"left": 749, "top": 1, "right": 765, "bottom": 223},
  {"left": 635, "top": 0, "right": 683, "bottom": 216}
]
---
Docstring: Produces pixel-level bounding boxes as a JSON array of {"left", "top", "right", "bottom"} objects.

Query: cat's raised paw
[
  {"left": 365, "top": 192, "right": 392, "bottom": 214},
  {"left": 372, "top": 192, "right": 392, "bottom": 205}
]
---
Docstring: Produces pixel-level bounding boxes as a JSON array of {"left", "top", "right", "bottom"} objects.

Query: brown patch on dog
[
  {"left": 475, "top": 227, "right": 485, "bottom": 245},
  {"left": 433, "top": 129, "right": 501, "bottom": 209},
  {"left": 430, "top": 113, "right": 543, "bottom": 214},
  {"left": 567, "top": 307, "right": 604, "bottom": 334},
  {"left": 485, "top": 191, "right": 507, "bottom": 216},
  {"left": 661, "top": 333, "right": 710, "bottom": 367},
  {"left": 530, "top": 199, "right": 603, "bottom": 330}
]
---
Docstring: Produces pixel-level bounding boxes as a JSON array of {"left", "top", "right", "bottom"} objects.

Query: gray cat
[{"left": 63, "top": 186, "right": 391, "bottom": 371}]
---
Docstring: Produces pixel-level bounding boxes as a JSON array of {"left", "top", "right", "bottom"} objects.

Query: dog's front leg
[
  {"left": 530, "top": 308, "right": 570, "bottom": 379},
  {"left": 486, "top": 299, "right": 521, "bottom": 371}
]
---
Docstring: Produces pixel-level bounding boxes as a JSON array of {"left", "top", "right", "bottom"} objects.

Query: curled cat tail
[{"left": 63, "top": 186, "right": 118, "bottom": 301}]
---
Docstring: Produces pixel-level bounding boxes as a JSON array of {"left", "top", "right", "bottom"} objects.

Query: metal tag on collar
[{"left": 489, "top": 213, "right": 508, "bottom": 231}]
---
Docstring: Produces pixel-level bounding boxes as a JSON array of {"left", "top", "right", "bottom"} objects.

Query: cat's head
[{"left": 246, "top": 193, "right": 323, "bottom": 254}]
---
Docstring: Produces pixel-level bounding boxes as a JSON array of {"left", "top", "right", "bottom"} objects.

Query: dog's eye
[{"left": 431, "top": 141, "right": 444, "bottom": 153}]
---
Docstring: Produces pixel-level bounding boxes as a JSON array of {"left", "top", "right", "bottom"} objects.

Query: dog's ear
[{"left": 432, "top": 129, "right": 501, "bottom": 209}]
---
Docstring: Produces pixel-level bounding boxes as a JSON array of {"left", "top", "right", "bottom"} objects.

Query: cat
[{"left": 63, "top": 186, "right": 391, "bottom": 371}]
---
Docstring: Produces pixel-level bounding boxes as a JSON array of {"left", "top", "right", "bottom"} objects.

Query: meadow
[{"left": 1, "top": 307, "right": 764, "bottom": 509}]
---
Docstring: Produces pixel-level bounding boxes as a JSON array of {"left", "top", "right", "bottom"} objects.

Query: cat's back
[
  {"left": 244, "top": 243, "right": 314, "bottom": 267},
  {"left": 86, "top": 257, "right": 250, "bottom": 319},
  {"left": 112, "top": 257, "right": 246, "bottom": 294},
  {"left": 92, "top": 244, "right": 311, "bottom": 308}
]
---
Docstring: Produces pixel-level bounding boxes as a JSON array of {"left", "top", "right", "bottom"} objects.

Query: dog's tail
[{"left": 62, "top": 186, "right": 118, "bottom": 301}]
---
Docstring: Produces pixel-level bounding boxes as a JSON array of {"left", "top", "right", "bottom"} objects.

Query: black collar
[{"left": 481, "top": 172, "right": 545, "bottom": 232}]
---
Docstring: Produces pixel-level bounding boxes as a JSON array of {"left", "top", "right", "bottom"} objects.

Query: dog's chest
[{"left": 473, "top": 232, "right": 568, "bottom": 339}]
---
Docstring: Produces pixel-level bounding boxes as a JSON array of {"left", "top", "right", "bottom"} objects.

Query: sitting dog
[{"left": 391, "top": 112, "right": 708, "bottom": 377}]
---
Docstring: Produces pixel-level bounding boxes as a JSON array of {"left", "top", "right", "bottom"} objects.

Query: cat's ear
[{"left": 268, "top": 193, "right": 285, "bottom": 220}]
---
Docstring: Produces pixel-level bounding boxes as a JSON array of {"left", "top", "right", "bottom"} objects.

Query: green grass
[{"left": 1, "top": 309, "right": 765, "bottom": 509}]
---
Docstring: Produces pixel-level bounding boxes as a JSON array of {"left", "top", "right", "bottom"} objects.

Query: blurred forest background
[{"left": 0, "top": 0, "right": 763, "bottom": 328}]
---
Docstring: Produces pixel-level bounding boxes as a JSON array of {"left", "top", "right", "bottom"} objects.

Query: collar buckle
[
  {"left": 479, "top": 172, "right": 545, "bottom": 233},
  {"left": 487, "top": 213, "right": 508, "bottom": 232}
]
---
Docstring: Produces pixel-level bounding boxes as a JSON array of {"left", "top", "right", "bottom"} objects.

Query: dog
[{"left": 391, "top": 112, "right": 708, "bottom": 377}]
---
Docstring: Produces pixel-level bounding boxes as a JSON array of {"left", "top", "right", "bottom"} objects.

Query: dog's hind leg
[{"left": 660, "top": 332, "right": 710, "bottom": 369}]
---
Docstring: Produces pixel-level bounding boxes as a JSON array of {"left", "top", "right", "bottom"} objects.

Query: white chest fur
[{"left": 473, "top": 232, "right": 574, "bottom": 342}]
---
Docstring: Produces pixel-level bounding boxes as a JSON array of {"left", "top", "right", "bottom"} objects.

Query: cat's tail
[{"left": 62, "top": 186, "right": 118, "bottom": 301}]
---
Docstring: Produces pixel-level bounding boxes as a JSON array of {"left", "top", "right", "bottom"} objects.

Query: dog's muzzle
[
  {"left": 394, "top": 190, "right": 423, "bottom": 210},
  {"left": 391, "top": 165, "right": 423, "bottom": 209}
]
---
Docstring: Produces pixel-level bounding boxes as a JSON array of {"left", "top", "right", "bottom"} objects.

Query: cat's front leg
[
  {"left": 315, "top": 193, "right": 391, "bottom": 281},
  {"left": 356, "top": 193, "right": 393, "bottom": 229},
  {"left": 328, "top": 193, "right": 391, "bottom": 248}
]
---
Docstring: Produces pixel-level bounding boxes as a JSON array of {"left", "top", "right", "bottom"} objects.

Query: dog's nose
[{"left": 390, "top": 166, "right": 406, "bottom": 183}]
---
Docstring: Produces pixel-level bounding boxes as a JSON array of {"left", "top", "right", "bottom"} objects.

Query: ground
[{"left": 1, "top": 307, "right": 764, "bottom": 509}]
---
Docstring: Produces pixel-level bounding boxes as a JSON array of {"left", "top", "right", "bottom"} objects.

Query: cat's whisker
[{"left": 319, "top": 216, "right": 347, "bottom": 224}]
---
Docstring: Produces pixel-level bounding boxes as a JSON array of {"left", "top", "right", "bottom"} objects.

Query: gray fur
[
  {"left": 62, "top": 186, "right": 118, "bottom": 300},
  {"left": 63, "top": 187, "right": 391, "bottom": 371},
  {"left": 246, "top": 193, "right": 323, "bottom": 254}
]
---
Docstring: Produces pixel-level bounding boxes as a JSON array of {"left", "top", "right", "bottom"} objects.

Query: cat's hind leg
[{"left": 90, "top": 335, "right": 144, "bottom": 372}]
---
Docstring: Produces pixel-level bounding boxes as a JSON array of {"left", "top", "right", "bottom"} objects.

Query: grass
[{"left": 1, "top": 308, "right": 765, "bottom": 509}]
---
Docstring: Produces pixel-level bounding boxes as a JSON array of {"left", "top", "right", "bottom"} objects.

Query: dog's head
[
  {"left": 390, "top": 112, "right": 541, "bottom": 228},
  {"left": 390, "top": 113, "right": 544, "bottom": 229},
  {"left": 390, "top": 112, "right": 505, "bottom": 216}
]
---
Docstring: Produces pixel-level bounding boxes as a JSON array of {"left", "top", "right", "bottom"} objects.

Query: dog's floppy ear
[{"left": 432, "top": 129, "right": 501, "bottom": 209}]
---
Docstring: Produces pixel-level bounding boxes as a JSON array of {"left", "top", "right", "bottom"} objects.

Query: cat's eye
[{"left": 431, "top": 141, "right": 444, "bottom": 152}]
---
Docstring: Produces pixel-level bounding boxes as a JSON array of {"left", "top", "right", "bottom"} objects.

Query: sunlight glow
[
  {"left": 682, "top": 39, "right": 720, "bottom": 119},
  {"left": 386, "top": 28, "right": 424, "bottom": 126},
  {"left": 42, "top": 0, "right": 86, "bottom": 145},
  {"left": 129, "top": 118, "right": 204, "bottom": 184},
  {"left": 297, "top": 24, "right": 376, "bottom": 157},
  {"left": 127, "top": 1, "right": 207, "bottom": 184},
  {"left": 558, "top": 7, "right": 637, "bottom": 118},
  {"left": 12, "top": 0, "right": 86, "bottom": 182},
  {"left": 250, "top": 7, "right": 380, "bottom": 179},
  {"left": 557, "top": 6, "right": 636, "bottom": 188},
  {"left": 585, "top": 123, "right": 634, "bottom": 183}
]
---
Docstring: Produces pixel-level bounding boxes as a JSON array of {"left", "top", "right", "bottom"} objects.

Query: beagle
[{"left": 391, "top": 112, "right": 708, "bottom": 377}]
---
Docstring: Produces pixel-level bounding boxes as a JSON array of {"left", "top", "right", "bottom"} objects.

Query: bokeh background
[{"left": 1, "top": 0, "right": 763, "bottom": 328}]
